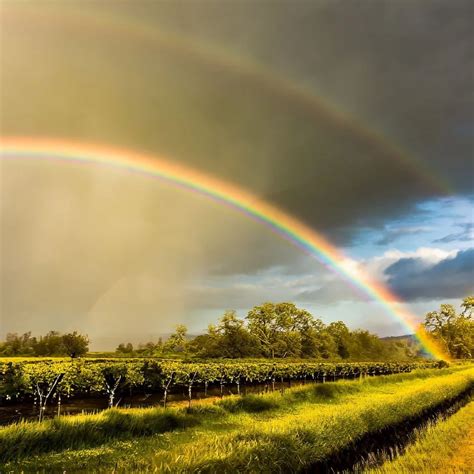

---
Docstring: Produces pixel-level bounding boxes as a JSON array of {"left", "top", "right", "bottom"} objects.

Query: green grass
[
  {"left": 150, "top": 367, "right": 474, "bottom": 473},
  {"left": 371, "top": 399, "right": 474, "bottom": 473},
  {"left": 1, "top": 365, "right": 472, "bottom": 472},
  {"left": 0, "top": 406, "right": 200, "bottom": 462}
]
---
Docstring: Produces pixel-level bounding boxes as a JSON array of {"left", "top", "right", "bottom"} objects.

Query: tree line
[
  {"left": 0, "top": 331, "right": 89, "bottom": 357},
  {"left": 118, "top": 298, "right": 473, "bottom": 360},
  {"left": 118, "top": 302, "right": 420, "bottom": 360},
  {"left": 2, "top": 297, "right": 472, "bottom": 360}
]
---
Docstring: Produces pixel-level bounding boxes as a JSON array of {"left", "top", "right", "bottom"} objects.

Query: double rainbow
[
  {"left": 0, "top": 137, "right": 449, "bottom": 360},
  {"left": 3, "top": 3, "right": 452, "bottom": 196}
]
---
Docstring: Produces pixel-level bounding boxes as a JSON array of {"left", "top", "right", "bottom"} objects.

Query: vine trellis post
[{"left": 35, "top": 373, "right": 64, "bottom": 422}]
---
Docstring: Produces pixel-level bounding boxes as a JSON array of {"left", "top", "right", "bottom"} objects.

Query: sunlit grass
[
  {"left": 150, "top": 368, "right": 474, "bottom": 473},
  {"left": 371, "top": 399, "right": 474, "bottom": 473}
]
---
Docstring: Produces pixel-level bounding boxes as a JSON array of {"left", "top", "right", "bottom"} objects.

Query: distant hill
[
  {"left": 381, "top": 334, "right": 418, "bottom": 344},
  {"left": 381, "top": 334, "right": 434, "bottom": 359}
]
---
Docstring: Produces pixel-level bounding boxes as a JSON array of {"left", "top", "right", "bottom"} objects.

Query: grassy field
[
  {"left": 1, "top": 364, "right": 473, "bottom": 472},
  {"left": 371, "top": 399, "right": 474, "bottom": 473}
]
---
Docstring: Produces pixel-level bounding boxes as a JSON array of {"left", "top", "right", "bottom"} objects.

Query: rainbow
[
  {"left": 3, "top": 4, "right": 453, "bottom": 195},
  {"left": 0, "top": 137, "right": 450, "bottom": 360}
]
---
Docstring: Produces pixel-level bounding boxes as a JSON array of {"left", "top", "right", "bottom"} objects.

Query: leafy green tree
[
  {"left": 62, "top": 331, "right": 89, "bottom": 357},
  {"left": 139, "top": 342, "right": 158, "bottom": 355},
  {"left": 461, "top": 296, "right": 474, "bottom": 317},
  {"left": 116, "top": 342, "right": 134, "bottom": 354},
  {"left": 274, "top": 330, "right": 302, "bottom": 358},
  {"left": 327, "top": 321, "right": 352, "bottom": 359},
  {"left": 349, "top": 330, "right": 387, "bottom": 360},
  {"left": 294, "top": 317, "right": 328, "bottom": 358},
  {"left": 188, "top": 313, "right": 259, "bottom": 358},
  {"left": 187, "top": 329, "right": 221, "bottom": 358},
  {"left": 0, "top": 332, "right": 36, "bottom": 355},
  {"left": 246, "top": 302, "right": 304, "bottom": 358},
  {"left": 164, "top": 324, "right": 188, "bottom": 353},
  {"left": 215, "top": 310, "right": 259, "bottom": 358},
  {"left": 424, "top": 297, "right": 474, "bottom": 359},
  {"left": 33, "top": 331, "right": 66, "bottom": 356},
  {"left": 315, "top": 329, "right": 339, "bottom": 359},
  {"left": 155, "top": 337, "right": 164, "bottom": 354}
]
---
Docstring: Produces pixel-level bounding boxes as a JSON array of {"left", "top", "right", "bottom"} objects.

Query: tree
[
  {"left": 0, "top": 332, "right": 36, "bottom": 356},
  {"left": 424, "top": 297, "right": 474, "bottom": 359},
  {"left": 246, "top": 302, "right": 324, "bottom": 358},
  {"left": 246, "top": 302, "right": 293, "bottom": 358},
  {"left": 164, "top": 324, "right": 188, "bottom": 353},
  {"left": 327, "top": 321, "right": 352, "bottom": 359},
  {"left": 62, "top": 331, "right": 89, "bottom": 357},
  {"left": 314, "top": 329, "right": 339, "bottom": 359},
  {"left": 188, "top": 313, "right": 259, "bottom": 358},
  {"left": 215, "top": 310, "right": 258, "bottom": 358},
  {"left": 116, "top": 342, "right": 134, "bottom": 354},
  {"left": 350, "top": 330, "right": 387, "bottom": 360},
  {"left": 33, "top": 331, "right": 65, "bottom": 356},
  {"left": 187, "top": 324, "right": 222, "bottom": 358},
  {"left": 295, "top": 317, "right": 327, "bottom": 358},
  {"left": 461, "top": 296, "right": 474, "bottom": 318}
]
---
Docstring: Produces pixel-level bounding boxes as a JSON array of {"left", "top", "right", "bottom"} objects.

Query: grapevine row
[{"left": 1, "top": 359, "right": 442, "bottom": 406}]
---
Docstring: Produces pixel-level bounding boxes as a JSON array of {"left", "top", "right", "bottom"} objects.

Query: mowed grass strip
[
  {"left": 2, "top": 365, "right": 472, "bottom": 472},
  {"left": 371, "top": 399, "right": 474, "bottom": 473}
]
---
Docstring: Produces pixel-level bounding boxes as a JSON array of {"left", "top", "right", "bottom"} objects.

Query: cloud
[
  {"left": 385, "top": 248, "right": 474, "bottom": 301},
  {"left": 433, "top": 222, "right": 474, "bottom": 243},
  {"left": 1, "top": 0, "right": 472, "bottom": 240},
  {"left": 375, "top": 226, "right": 432, "bottom": 246},
  {"left": 296, "top": 283, "right": 370, "bottom": 305},
  {"left": 295, "top": 247, "right": 460, "bottom": 305}
]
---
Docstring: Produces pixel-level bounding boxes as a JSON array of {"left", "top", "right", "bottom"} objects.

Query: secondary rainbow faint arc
[
  {"left": 0, "top": 137, "right": 450, "bottom": 361},
  {"left": 3, "top": 4, "right": 452, "bottom": 195}
]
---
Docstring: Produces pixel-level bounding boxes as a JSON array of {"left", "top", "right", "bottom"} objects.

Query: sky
[{"left": 0, "top": 0, "right": 473, "bottom": 350}]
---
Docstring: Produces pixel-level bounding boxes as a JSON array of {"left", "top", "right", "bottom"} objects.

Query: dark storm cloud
[
  {"left": 1, "top": 0, "right": 472, "bottom": 238},
  {"left": 433, "top": 222, "right": 474, "bottom": 243},
  {"left": 124, "top": 0, "right": 474, "bottom": 192},
  {"left": 385, "top": 248, "right": 474, "bottom": 301}
]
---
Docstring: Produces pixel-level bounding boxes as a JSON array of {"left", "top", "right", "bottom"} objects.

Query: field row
[{"left": 0, "top": 358, "right": 442, "bottom": 403}]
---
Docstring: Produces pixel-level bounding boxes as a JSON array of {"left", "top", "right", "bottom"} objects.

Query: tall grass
[{"left": 0, "top": 406, "right": 198, "bottom": 462}]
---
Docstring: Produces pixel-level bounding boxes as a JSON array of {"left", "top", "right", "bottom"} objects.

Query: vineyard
[
  {"left": 1, "top": 358, "right": 442, "bottom": 419},
  {"left": 1, "top": 364, "right": 472, "bottom": 471}
]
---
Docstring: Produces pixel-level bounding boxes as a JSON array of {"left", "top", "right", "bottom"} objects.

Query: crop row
[{"left": 1, "top": 359, "right": 441, "bottom": 406}]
